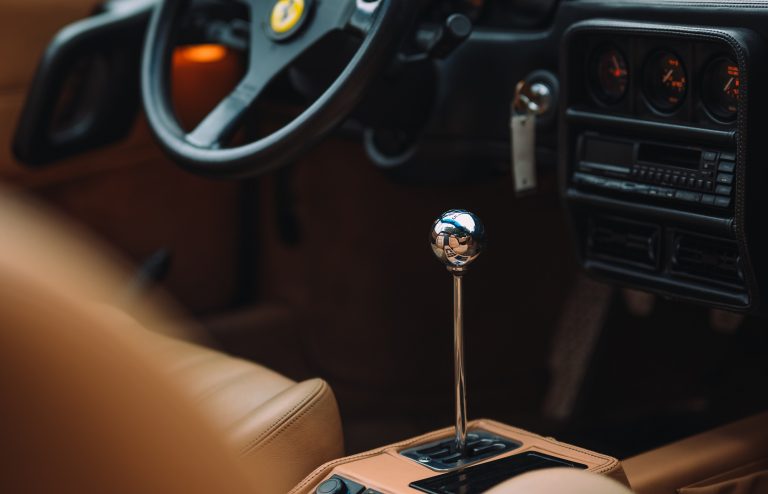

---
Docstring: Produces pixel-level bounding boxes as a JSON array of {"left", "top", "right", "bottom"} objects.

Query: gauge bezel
[
  {"left": 701, "top": 55, "right": 740, "bottom": 124},
  {"left": 642, "top": 49, "right": 688, "bottom": 114},
  {"left": 588, "top": 44, "right": 630, "bottom": 106}
]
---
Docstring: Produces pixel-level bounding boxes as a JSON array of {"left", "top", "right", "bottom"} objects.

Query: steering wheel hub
[{"left": 268, "top": 0, "right": 313, "bottom": 41}]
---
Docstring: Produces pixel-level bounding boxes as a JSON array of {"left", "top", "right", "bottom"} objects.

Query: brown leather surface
[
  {"left": 126, "top": 322, "right": 346, "bottom": 494},
  {"left": 0, "top": 189, "right": 343, "bottom": 493},
  {"left": 0, "top": 0, "right": 163, "bottom": 181},
  {"left": 0, "top": 231, "right": 258, "bottom": 494},
  {"left": 623, "top": 412, "right": 768, "bottom": 494},
  {"left": 486, "top": 468, "right": 633, "bottom": 494},
  {"left": 678, "top": 459, "right": 768, "bottom": 494},
  {"left": 290, "top": 419, "right": 626, "bottom": 494}
]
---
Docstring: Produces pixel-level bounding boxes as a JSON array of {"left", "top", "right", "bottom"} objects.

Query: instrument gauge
[
  {"left": 590, "top": 46, "right": 629, "bottom": 104},
  {"left": 643, "top": 50, "right": 687, "bottom": 112},
  {"left": 702, "top": 57, "right": 740, "bottom": 122}
]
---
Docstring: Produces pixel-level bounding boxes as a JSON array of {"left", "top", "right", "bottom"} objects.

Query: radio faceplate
[{"left": 572, "top": 134, "right": 734, "bottom": 210}]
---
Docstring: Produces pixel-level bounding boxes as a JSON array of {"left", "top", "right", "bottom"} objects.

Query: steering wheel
[{"left": 142, "top": 0, "right": 414, "bottom": 178}]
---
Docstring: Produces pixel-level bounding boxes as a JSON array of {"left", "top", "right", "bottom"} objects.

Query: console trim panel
[{"left": 400, "top": 429, "right": 520, "bottom": 472}]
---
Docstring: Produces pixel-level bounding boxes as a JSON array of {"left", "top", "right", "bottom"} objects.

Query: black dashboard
[
  {"left": 13, "top": 0, "right": 768, "bottom": 313},
  {"left": 390, "top": 0, "right": 768, "bottom": 314},
  {"left": 561, "top": 21, "right": 754, "bottom": 310}
]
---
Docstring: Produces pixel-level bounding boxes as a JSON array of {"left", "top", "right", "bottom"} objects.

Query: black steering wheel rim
[{"left": 142, "top": 0, "right": 413, "bottom": 178}]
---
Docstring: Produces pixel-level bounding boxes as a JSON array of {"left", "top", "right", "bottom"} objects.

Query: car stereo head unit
[{"left": 572, "top": 133, "right": 735, "bottom": 209}]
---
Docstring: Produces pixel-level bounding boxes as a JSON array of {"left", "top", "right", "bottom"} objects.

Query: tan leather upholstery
[
  {"left": 119, "top": 318, "right": 345, "bottom": 493},
  {"left": 291, "top": 419, "right": 627, "bottom": 494},
  {"left": 623, "top": 412, "right": 768, "bottom": 494},
  {"left": 486, "top": 469, "right": 633, "bottom": 494},
  {"left": 0, "top": 189, "right": 343, "bottom": 493}
]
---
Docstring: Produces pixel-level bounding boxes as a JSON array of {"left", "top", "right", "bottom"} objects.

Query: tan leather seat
[
  {"left": 126, "top": 319, "right": 345, "bottom": 493},
  {"left": 0, "top": 189, "right": 343, "bottom": 493},
  {"left": 486, "top": 469, "right": 633, "bottom": 494},
  {"left": 623, "top": 412, "right": 768, "bottom": 494}
]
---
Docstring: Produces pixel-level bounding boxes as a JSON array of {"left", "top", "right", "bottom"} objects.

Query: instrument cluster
[{"left": 582, "top": 39, "right": 740, "bottom": 126}]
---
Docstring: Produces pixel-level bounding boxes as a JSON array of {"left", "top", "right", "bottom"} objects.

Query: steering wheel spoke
[
  {"left": 185, "top": 0, "right": 366, "bottom": 149},
  {"left": 186, "top": 80, "right": 262, "bottom": 148}
]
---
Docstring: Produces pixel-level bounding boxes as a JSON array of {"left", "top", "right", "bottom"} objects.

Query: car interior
[{"left": 2, "top": 0, "right": 768, "bottom": 493}]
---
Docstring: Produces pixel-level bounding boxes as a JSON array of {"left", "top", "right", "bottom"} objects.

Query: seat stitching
[
  {"left": 254, "top": 382, "right": 331, "bottom": 450},
  {"left": 238, "top": 380, "right": 325, "bottom": 456}
]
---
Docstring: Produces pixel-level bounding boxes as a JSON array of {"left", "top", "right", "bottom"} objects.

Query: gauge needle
[
  {"left": 610, "top": 55, "right": 625, "bottom": 77},
  {"left": 723, "top": 77, "right": 735, "bottom": 92},
  {"left": 662, "top": 69, "right": 674, "bottom": 83}
]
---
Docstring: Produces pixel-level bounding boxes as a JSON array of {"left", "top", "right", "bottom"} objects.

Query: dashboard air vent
[
  {"left": 587, "top": 216, "right": 660, "bottom": 270},
  {"left": 671, "top": 233, "right": 744, "bottom": 287}
]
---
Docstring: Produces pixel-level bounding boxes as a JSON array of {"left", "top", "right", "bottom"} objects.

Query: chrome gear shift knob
[
  {"left": 430, "top": 209, "right": 485, "bottom": 454},
  {"left": 430, "top": 210, "right": 485, "bottom": 274}
]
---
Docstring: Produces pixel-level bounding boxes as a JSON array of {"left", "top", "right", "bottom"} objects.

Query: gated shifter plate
[{"left": 400, "top": 430, "right": 521, "bottom": 471}]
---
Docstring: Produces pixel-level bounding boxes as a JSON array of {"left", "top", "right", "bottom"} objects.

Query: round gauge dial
[
  {"left": 590, "top": 46, "right": 629, "bottom": 104},
  {"left": 702, "top": 57, "right": 740, "bottom": 121},
  {"left": 643, "top": 50, "right": 687, "bottom": 112}
]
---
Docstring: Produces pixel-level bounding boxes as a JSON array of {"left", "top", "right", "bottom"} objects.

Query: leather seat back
[
  {"left": 0, "top": 250, "right": 257, "bottom": 493},
  {"left": 0, "top": 190, "right": 258, "bottom": 493}
]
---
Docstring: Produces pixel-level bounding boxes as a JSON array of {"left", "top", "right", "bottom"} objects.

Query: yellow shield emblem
[{"left": 270, "top": 0, "right": 306, "bottom": 34}]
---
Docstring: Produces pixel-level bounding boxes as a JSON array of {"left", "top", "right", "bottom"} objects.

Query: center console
[
  {"left": 290, "top": 420, "right": 625, "bottom": 494},
  {"left": 289, "top": 211, "right": 625, "bottom": 494},
  {"left": 560, "top": 20, "right": 768, "bottom": 313}
]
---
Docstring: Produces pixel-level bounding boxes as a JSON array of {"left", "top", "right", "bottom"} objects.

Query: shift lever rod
[{"left": 430, "top": 210, "right": 485, "bottom": 454}]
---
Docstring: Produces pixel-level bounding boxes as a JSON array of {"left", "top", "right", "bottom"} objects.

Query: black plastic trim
[{"left": 565, "top": 109, "right": 735, "bottom": 145}]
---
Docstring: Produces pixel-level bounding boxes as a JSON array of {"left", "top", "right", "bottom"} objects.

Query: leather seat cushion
[{"left": 111, "top": 310, "right": 345, "bottom": 494}]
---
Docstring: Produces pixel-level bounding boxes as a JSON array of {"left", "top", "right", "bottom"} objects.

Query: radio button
[
  {"left": 631, "top": 183, "right": 649, "bottom": 195},
  {"left": 700, "top": 194, "right": 716, "bottom": 206},
  {"left": 715, "top": 196, "right": 732, "bottom": 208},
  {"left": 716, "top": 173, "right": 734, "bottom": 185},
  {"left": 675, "top": 190, "right": 701, "bottom": 202},
  {"left": 719, "top": 160, "right": 736, "bottom": 173},
  {"left": 716, "top": 185, "right": 733, "bottom": 196}
]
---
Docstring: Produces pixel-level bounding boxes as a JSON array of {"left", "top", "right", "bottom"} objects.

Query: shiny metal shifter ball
[{"left": 430, "top": 210, "right": 485, "bottom": 273}]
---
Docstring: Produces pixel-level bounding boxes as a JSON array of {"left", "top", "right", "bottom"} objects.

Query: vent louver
[
  {"left": 672, "top": 233, "right": 744, "bottom": 287},
  {"left": 587, "top": 216, "right": 660, "bottom": 270}
]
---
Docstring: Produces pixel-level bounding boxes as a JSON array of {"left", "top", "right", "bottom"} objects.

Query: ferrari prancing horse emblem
[{"left": 269, "top": 0, "right": 310, "bottom": 39}]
